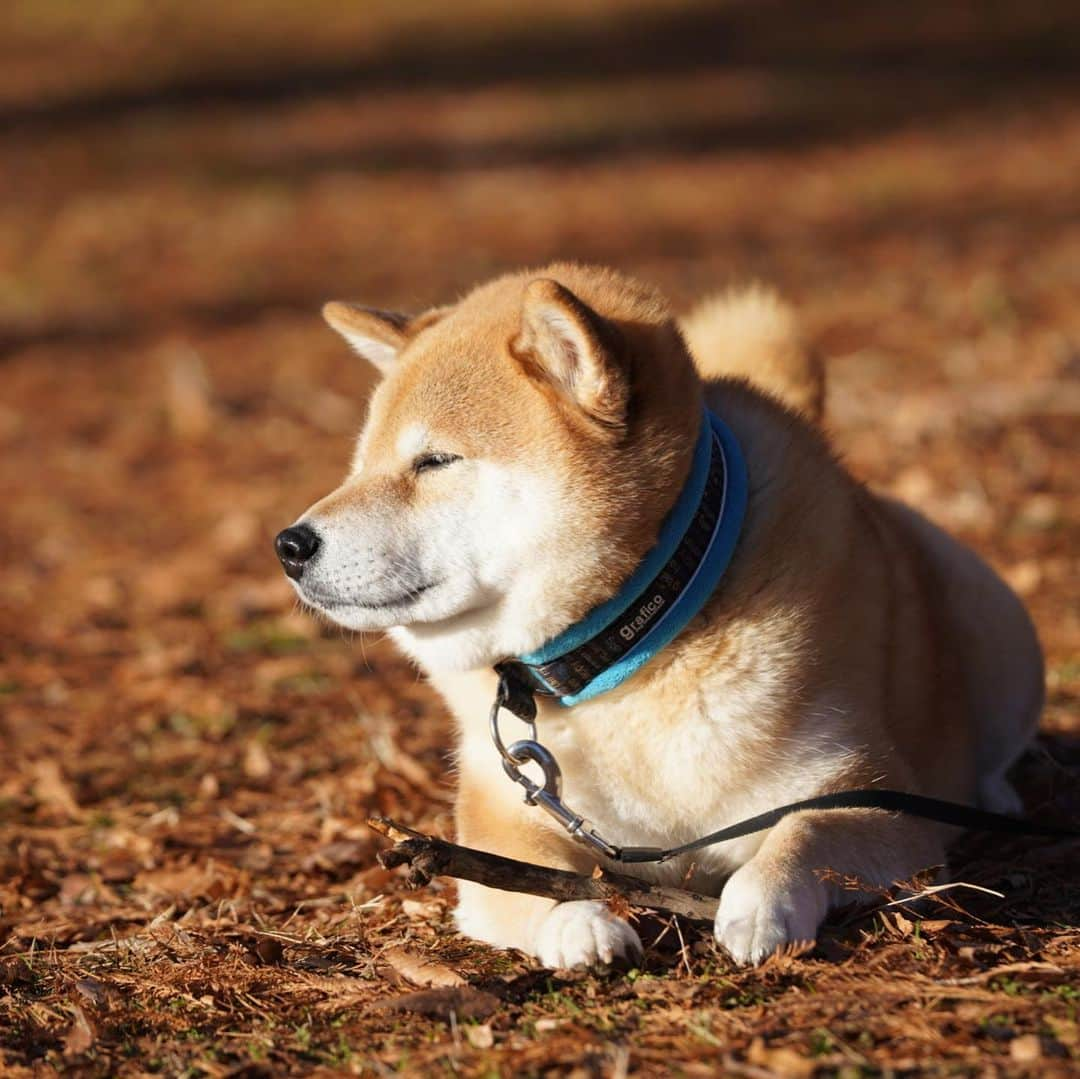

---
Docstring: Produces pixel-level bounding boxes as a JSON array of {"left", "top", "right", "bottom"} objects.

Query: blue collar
[{"left": 497, "top": 408, "right": 748, "bottom": 707}]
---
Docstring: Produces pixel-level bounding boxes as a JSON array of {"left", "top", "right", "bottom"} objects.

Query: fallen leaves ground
[{"left": 2, "top": 2, "right": 1079, "bottom": 1075}]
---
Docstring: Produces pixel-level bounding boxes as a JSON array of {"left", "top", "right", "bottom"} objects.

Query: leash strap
[
  {"left": 616, "top": 788, "right": 1078, "bottom": 864},
  {"left": 489, "top": 670, "right": 1077, "bottom": 865}
]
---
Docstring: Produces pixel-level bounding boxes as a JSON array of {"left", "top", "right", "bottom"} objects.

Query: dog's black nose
[{"left": 275, "top": 524, "right": 321, "bottom": 580}]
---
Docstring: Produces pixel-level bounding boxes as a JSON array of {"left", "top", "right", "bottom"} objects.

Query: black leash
[
  {"left": 616, "top": 788, "right": 1078, "bottom": 864},
  {"left": 491, "top": 668, "right": 1078, "bottom": 865}
]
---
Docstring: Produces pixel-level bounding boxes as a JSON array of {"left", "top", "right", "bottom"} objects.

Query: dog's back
[{"left": 683, "top": 287, "right": 1041, "bottom": 812}]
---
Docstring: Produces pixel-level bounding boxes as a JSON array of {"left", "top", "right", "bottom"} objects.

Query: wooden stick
[{"left": 367, "top": 816, "right": 719, "bottom": 923}]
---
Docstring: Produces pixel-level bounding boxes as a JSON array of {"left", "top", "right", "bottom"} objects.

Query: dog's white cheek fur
[
  {"left": 392, "top": 460, "right": 549, "bottom": 670},
  {"left": 395, "top": 463, "right": 597, "bottom": 672}
]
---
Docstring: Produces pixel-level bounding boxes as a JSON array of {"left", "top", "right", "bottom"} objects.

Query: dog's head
[{"left": 277, "top": 264, "right": 702, "bottom": 672}]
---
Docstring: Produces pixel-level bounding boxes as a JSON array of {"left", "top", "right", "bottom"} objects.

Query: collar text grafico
[{"left": 496, "top": 408, "right": 749, "bottom": 708}]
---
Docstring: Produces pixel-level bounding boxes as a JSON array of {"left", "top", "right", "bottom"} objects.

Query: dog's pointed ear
[
  {"left": 323, "top": 302, "right": 454, "bottom": 375},
  {"left": 322, "top": 302, "right": 409, "bottom": 375},
  {"left": 512, "top": 279, "right": 628, "bottom": 429}
]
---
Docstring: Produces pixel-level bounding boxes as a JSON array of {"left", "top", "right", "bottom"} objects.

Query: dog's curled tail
[{"left": 680, "top": 287, "right": 824, "bottom": 423}]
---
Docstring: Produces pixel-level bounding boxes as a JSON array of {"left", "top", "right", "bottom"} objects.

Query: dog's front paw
[
  {"left": 714, "top": 861, "right": 826, "bottom": 965},
  {"left": 533, "top": 901, "right": 642, "bottom": 970}
]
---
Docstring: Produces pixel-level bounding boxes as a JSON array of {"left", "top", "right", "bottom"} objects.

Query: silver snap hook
[{"left": 506, "top": 739, "right": 563, "bottom": 799}]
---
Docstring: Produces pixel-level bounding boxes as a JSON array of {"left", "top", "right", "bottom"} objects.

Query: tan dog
[{"left": 277, "top": 264, "right": 1043, "bottom": 967}]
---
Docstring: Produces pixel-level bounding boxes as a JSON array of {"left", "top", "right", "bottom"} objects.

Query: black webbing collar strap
[{"left": 499, "top": 432, "right": 729, "bottom": 702}]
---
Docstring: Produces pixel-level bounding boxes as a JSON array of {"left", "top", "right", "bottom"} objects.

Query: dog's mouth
[
  {"left": 299, "top": 579, "right": 440, "bottom": 613},
  {"left": 353, "top": 580, "right": 440, "bottom": 610}
]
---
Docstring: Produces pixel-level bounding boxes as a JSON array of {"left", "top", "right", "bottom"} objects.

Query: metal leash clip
[{"left": 489, "top": 669, "right": 622, "bottom": 861}]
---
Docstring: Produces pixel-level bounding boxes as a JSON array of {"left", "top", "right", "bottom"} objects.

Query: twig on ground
[
  {"left": 883, "top": 880, "right": 1005, "bottom": 908},
  {"left": 367, "top": 816, "right": 720, "bottom": 922}
]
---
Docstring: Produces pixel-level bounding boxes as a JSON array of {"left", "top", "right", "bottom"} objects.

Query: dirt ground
[{"left": 2, "top": 2, "right": 1079, "bottom": 1075}]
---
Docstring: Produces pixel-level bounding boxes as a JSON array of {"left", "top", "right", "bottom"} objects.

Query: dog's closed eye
[{"left": 413, "top": 452, "right": 462, "bottom": 475}]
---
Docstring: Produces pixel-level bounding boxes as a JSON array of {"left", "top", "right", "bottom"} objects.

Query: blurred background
[{"left": 1, "top": 0, "right": 1079, "bottom": 1068}]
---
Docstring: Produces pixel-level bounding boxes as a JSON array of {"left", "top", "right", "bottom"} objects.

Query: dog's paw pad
[
  {"left": 714, "top": 863, "right": 824, "bottom": 966},
  {"left": 533, "top": 901, "right": 642, "bottom": 970}
]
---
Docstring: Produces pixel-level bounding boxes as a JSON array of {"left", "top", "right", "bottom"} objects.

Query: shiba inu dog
[{"left": 275, "top": 264, "right": 1043, "bottom": 967}]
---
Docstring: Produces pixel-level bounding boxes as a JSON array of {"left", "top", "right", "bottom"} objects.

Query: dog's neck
[{"left": 496, "top": 408, "right": 748, "bottom": 708}]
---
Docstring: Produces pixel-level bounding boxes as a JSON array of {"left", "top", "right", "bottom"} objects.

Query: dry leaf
[
  {"left": 302, "top": 839, "right": 370, "bottom": 874},
  {"left": 163, "top": 342, "right": 213, "bottom": 440},
  {"left": 0, "top": 958, "right": 33, "bottom": 987},
  {"left": 380, "top": 745, "right": 440, "bottom": 792},
  {"left": 1010, "top": 1034, "right": 1043, "bottom": 1063},
  {"left": 253, "top": 937, "right": 285, "bottom": 966},
  {"left": 1004, "top": 559, "right": 1042, "bottom": 596},
  {"left": 466, "top": 1023, "right": 495, "bottom": 1048},
  {"left": 214, "top": 510, "right": 259, "bottom": 557},
  {"left": 893, "top": 911, "right": 915, "bottom": 936},
  {"left": 64, "top": 1004, "right": 97, "bottom": 1055},
  {"left": 383, "top": 946, "right": 466, "bottom": 988},
  {"left": 401, "top": 897, "right": 444, "bottom": 918},
  {"left": 31, "top": 760, "right": 82, "bottom": 819},
  {"left": 98, "top": 850, "right": 140, "bottom": 883},
  {"left": 747, "top": 1037, "right": 816, "bottom": 1078},
  {"left": 917, "top": 919, "right": 954, "bottom": 934},
  {"left": 74, "top": 978, "right": 109, "bottom": 1008},
  {"left": 243, "top": 740, "right": 272, "bottom": 779},
  {"left": 370, "top": 987, "right": 500, "bottom": 1021}
]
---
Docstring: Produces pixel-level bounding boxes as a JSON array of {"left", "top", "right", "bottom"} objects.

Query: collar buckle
[{"left": 493, "top": 660, "right": 547, "bottom": 720}]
